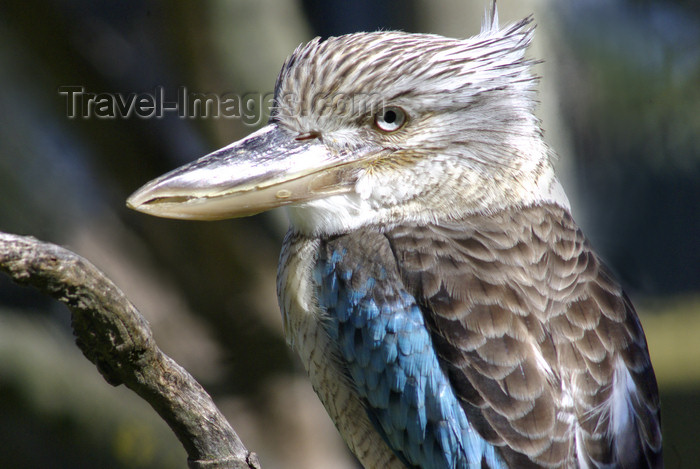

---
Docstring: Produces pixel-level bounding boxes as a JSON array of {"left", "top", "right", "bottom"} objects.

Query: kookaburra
[{"left": 128, "top": 4, "right": 662, "bottom": 468}]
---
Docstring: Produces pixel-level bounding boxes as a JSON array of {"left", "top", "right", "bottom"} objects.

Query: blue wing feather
[
  {"left": 287, "top": 204, "right": 660, "bottom": 468},
  {"left": 314, "top": 233, "right": 505, "bottom": 469}
]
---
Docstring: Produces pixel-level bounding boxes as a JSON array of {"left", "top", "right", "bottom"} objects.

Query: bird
[{"left": 127, "top": 3, "right": 663, "bottom": 468}]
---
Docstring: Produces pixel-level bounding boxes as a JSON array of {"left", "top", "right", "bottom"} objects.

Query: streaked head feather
[
  {"left": 271, "top": 10, "right": 567, "bottom": 236},
  {"left": 272, "top": 18, "right": 537, "bottom": 132}
]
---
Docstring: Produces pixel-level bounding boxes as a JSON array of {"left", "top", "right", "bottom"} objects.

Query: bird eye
[{"left": 374, "top": 106, "right": 406, "bottom": 132}]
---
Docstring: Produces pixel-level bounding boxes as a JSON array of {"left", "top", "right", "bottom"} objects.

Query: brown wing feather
[{"left": 385, "top": 203, "right": 662, "bottom": 468}]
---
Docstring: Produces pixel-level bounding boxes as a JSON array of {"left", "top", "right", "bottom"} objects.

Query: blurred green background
[{"left": 0, "top": 0, "right": 698, "bottom": 468}]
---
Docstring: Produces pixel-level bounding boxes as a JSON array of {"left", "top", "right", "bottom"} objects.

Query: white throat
[{"left": 285, "top": 162, "right": 570, "bottom": 238}]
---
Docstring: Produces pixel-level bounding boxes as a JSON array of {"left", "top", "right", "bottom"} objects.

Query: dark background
[{"left": 0, "top": 1, "right": 698, "bottom": 467}]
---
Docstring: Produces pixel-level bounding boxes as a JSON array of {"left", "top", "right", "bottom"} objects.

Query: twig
[{"left": 0, "top": 232, "right": 261, "bottom": 469}]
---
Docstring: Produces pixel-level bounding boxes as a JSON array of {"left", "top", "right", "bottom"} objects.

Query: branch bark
[{"left": 0, "top": 232, "right": 261, "bottom": 469}]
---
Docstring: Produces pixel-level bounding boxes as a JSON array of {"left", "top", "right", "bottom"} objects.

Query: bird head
[{"left": 127, "top": 10, "right": 568, "bottom": 236}]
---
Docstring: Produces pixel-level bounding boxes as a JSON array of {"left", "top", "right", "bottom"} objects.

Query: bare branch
[{"left": 0, "top": 232, "right": 261, "bottom": 469}]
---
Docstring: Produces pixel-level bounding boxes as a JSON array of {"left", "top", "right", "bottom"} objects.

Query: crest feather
[{"left": 481, "top": 0, "right": 500, "bottom": 34}]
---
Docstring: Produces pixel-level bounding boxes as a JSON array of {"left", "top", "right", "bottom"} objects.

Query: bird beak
[{"left": 127, "top": 124, "right": 359, "bottom": 220}]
